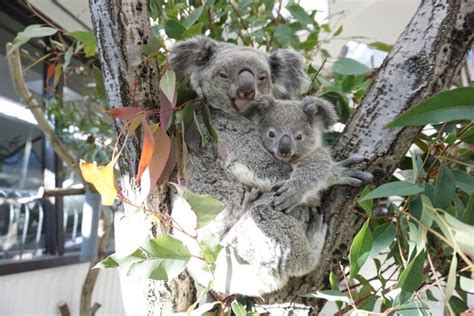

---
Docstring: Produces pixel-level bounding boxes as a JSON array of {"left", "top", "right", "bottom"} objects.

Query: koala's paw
[
  {"left": 336, "top": 155, "right": 373, "bottom": 187},
  {"left": 242, "top": 187, "right": 260, "bottom": 210},
  {"left": 272, "top": 181, "right": 302, "bottom": 213}
]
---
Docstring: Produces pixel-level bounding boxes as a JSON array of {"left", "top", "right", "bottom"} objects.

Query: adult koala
[{"left": 169, "top": 36, "right": 326, "bottom": 297}]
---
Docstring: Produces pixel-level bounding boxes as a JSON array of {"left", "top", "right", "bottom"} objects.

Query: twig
[
  {"left": 6, "top": 43, "right": 84, "bottom": 182},
  {"left": 304, "top": 57, "right": 327, "bottom": 96},
  {"left": 57, "top": 302, "right": 71, "bottom": 316}
]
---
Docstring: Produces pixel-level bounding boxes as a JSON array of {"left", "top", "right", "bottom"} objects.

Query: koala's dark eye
[
  {"left": 258, "top": 75, "right": 267, "bottom": 81},
  {"left": 296, "top": 134, "right": 303, "bottom": 140},
  {"left": 268, "top": 130, "right": 275, "bottom": 138},
  {"left": 219, "top": 72, "right": 229, "bottom": 79}
]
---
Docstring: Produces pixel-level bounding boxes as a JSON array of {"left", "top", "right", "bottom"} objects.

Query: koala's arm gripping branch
[{"left": 263, "top": 0, "right": 474, "bottom": 310}]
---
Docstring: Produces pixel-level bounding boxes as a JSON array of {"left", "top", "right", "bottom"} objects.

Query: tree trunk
[
  {"left": 88, "top": 0, "right": 474, "bottom": 315},
  {"left": 88, "top": 0, "right": 195, "bottom": 314}
]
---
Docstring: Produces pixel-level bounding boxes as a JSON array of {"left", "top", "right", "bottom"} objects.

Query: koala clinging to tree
[
  {"left": 169, "top": 36, "right": 372, "bottom": 297},
  {"left": 240, "top": 95, "right": 373, "bottom": 213}
]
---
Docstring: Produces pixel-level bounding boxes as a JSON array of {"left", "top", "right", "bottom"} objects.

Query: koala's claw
[
  {"left": 339, "top": 169, "right": 373, "bottom": 187},
  {"left": 273, "top": 182, "right": 300, "bottom": 213},
  {"left": 336, "top": 155, "right": 368, "bottom": 168}
]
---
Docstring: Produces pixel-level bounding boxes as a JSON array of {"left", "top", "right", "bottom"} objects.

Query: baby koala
[{"left": 242, "top": 95, "right": 372, "bottom": 213}]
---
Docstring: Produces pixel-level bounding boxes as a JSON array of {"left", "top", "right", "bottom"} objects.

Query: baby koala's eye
[
  {"left": 258, "top": 75, "right": 267, "bottom": 81},
  {"left": 268, "top": 130, "right": 276, "bottom": 138},
  {"left": 296, "top": 133, "right": 303, "bottom": 141},
  {"left": 219, "top": 72, "right": 229, "bottom": 79}
]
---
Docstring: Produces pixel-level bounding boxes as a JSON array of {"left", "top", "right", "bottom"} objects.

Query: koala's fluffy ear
[
  {"left": 301, "top": 96, "right": 338, "bottom": 130},
  {"left": 169, "top": 36, "right": 219, "bottom": 80},
  {"left": 269, "top": 49, "right": 309, "bottom": 99},
  {"left": 241, "top": 95, "right": 274, "bottom": 123}
]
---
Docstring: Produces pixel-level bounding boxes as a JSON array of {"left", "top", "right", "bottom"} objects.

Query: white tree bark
[
  {"left": 89, "top": 1, "right": 195, "bottom": 314},
  {"left": 89, "top": 0, "right": 474, "bottom": 314}
]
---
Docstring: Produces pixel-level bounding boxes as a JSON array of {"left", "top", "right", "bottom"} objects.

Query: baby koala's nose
[{"left": 278, "top": 135, "right": 292, "bottom": 156}]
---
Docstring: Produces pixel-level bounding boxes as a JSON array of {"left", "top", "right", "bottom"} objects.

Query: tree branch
[
  {"left": 6, "top": 43, "right": 83, "bottom": 182},
  {"left": 269, "top": 0, "right": 474, "bottom": 311}
]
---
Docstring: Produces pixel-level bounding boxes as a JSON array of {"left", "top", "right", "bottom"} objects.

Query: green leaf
[
  {"left": 394, "top": 301, "right": 429, "bottom": 316},
  {"left": 199, "top": 233, "right": 222, "bottom": 264},
  {"left": 181, "top": 22, "right": 203, "bottom": 39},
  {"left": 127, "top": 235, "right": 191, "bottom": 280},
  {"left": 433, "top": 165, "right": 456, "bottom": 209},
  {"left": 359, "top": 181, "right": 424, "bottom": 202},
  {"left": 165, "top": 19, "right": 187, "bottom": 39},
  {"left": 301, "top": 290, "right": 351, "bottom": 304},
  {"left": 69, "top": 31, "right": 96, "bottom": 57},
  {"left": 95, "top": 236, "right": 191, "bottom": 281},
  {"left": 386, "top": 87, "right": 474, "bottom": 128},
  {"left": 358, "top": 186, "right": 373, "bottom": 216},
  {"left": 333, "top": 25, "right": 343, "bottom": 37},
  {"left": 333, "top": 58, "right": 372, "bottom": 76},
  {"left": 460, "top": 276, "right": 474, "bottom": 292},
  {"left": 8, "top": 24, "right": 57, "bottom": 54},
  {"left": 349, "top": 220, "right": 373, "bottom": 278},
  {"left": 181, "top": 5, "right": 205, "bottom": 28},
  {"left": 445, "top": 252, "right": 457, "bottom": 304},
  {"left": 231, "top": 300, "right": 247, "bottom": 316},
  {"left": 94, "top": 255, "right": 120, "bottom": 269},
  {"left": 287, "top": 3, "right": 313, "bottom": 25},
  {"left": 368, "top": 222, "right": 396, "bottom": 260},
  {"left": 341, "top": 74, "right": 355, "bottom": 93},
  {"left": 92, "top": 66, "right": 107, "bottom": 105},
  {"left": 63, "top": 46, "right": 73, "bottom": 71},
  {"left": 174, "top": 185, "right": 224, "bottom": 228},
  {"left": 397, "top": 251, "right": 425, "bottom": 292},
  {"left": 369, "top": 41, "right": 393, "bottom": 52},
  {"left": 452, "top": 170, "right": 474, "bottom": 194},
  {"left": 160, "top": 70, "right": 176, "bottom": 104},
  {"left": 462, "top": 193, "right": 474, "bottom": 225},
  {"left": 460, "top": 127, "right": 474, "bottom": 144}
]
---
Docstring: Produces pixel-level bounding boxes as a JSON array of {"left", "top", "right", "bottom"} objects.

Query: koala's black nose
[
  {"left": 236, "top": 70, "right": 256, "bottom": 100},
  {"left": 278, "top": 135, "right": 292, "bottom": 155}
]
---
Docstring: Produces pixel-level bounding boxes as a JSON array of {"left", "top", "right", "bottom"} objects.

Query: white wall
[
  {"left": 0, "top": 263, "right": 125, "bottom": 316},
  {"left": 326, "top": 0, "right": 421, "bottom": 57}
]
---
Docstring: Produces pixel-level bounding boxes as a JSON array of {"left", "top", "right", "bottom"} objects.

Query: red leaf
[
  {"left": 159, "top": 90, "right": 175, "bottom": 128},
  {"left": 149, "top": 127, "right": 172, "bottom": 189},
  {"left": 158, "top": 135, "right": 177, "bottom": 185},
  {"left": 135, "top": 119, "right": 155, "bottom": 182},
  {"left": 46, "top": 63, "right": 56, "bottom": 89},
  {"left": 108, "top": 107, "right": 142, "bottom": 121}
]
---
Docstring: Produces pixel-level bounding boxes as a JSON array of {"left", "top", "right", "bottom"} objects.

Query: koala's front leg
[
  {"left": 273, "top": 179, "right": 306, "bottom": 213},
  {"left": 335, "top": 155, "right": 373, "bottom": 186}
]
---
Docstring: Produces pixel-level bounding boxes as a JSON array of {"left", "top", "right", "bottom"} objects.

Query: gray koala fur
[
  {"left": 168, "top": 36, "right": 369, "bottom": 296},
  {"left": 240, "top": 96, "right": 373, "bottom": 214}
]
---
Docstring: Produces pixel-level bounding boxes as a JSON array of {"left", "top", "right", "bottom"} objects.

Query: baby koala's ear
[
  {"left": 240, "top": 95, "right": 274, "bottom": 123},
  {"left": 301, "top": 96, "right": 338, "bottom": 130}
]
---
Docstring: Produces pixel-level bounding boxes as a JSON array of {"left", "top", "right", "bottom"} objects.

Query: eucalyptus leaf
[
  {"left": 174, "top": 184, "right": 224, "bottom": 228},
  {"left": 69, "top": 31, "right": 96, "bottom": 57},
  {"left": 433, "top": 165, "right": 456, "bottom": 209},
  {"left": 368, "top": 222, "right": 396, "bottom": 260},
  {"left": 397, "top": 251, "right": 425, "bottom": 292},
  {"left": 349, "top": 220, "right": 373, "bottom": 278},
  {"left": 387, "top": 87, "right": 474, "bottom": 128},
  {"left": 460, "top": 276, "right": 474, "bottom": 292},
  {"left": 8, "top": 24, "right": 57, "bottom": 54},
  {"left": 359, "top": 181, "right": 424, "bottom": 202},
  {"left": 181, "top": 5, "right": 204, "bottom": 28},
  {"left": 301, "top": 290, "right": 351, "bottom": 304},
  {"left": 452, "top": 170, "right": 474, "bottom": 194},
  {"left": 333, "top": 58, "right": 372, "bottom": 76}
]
